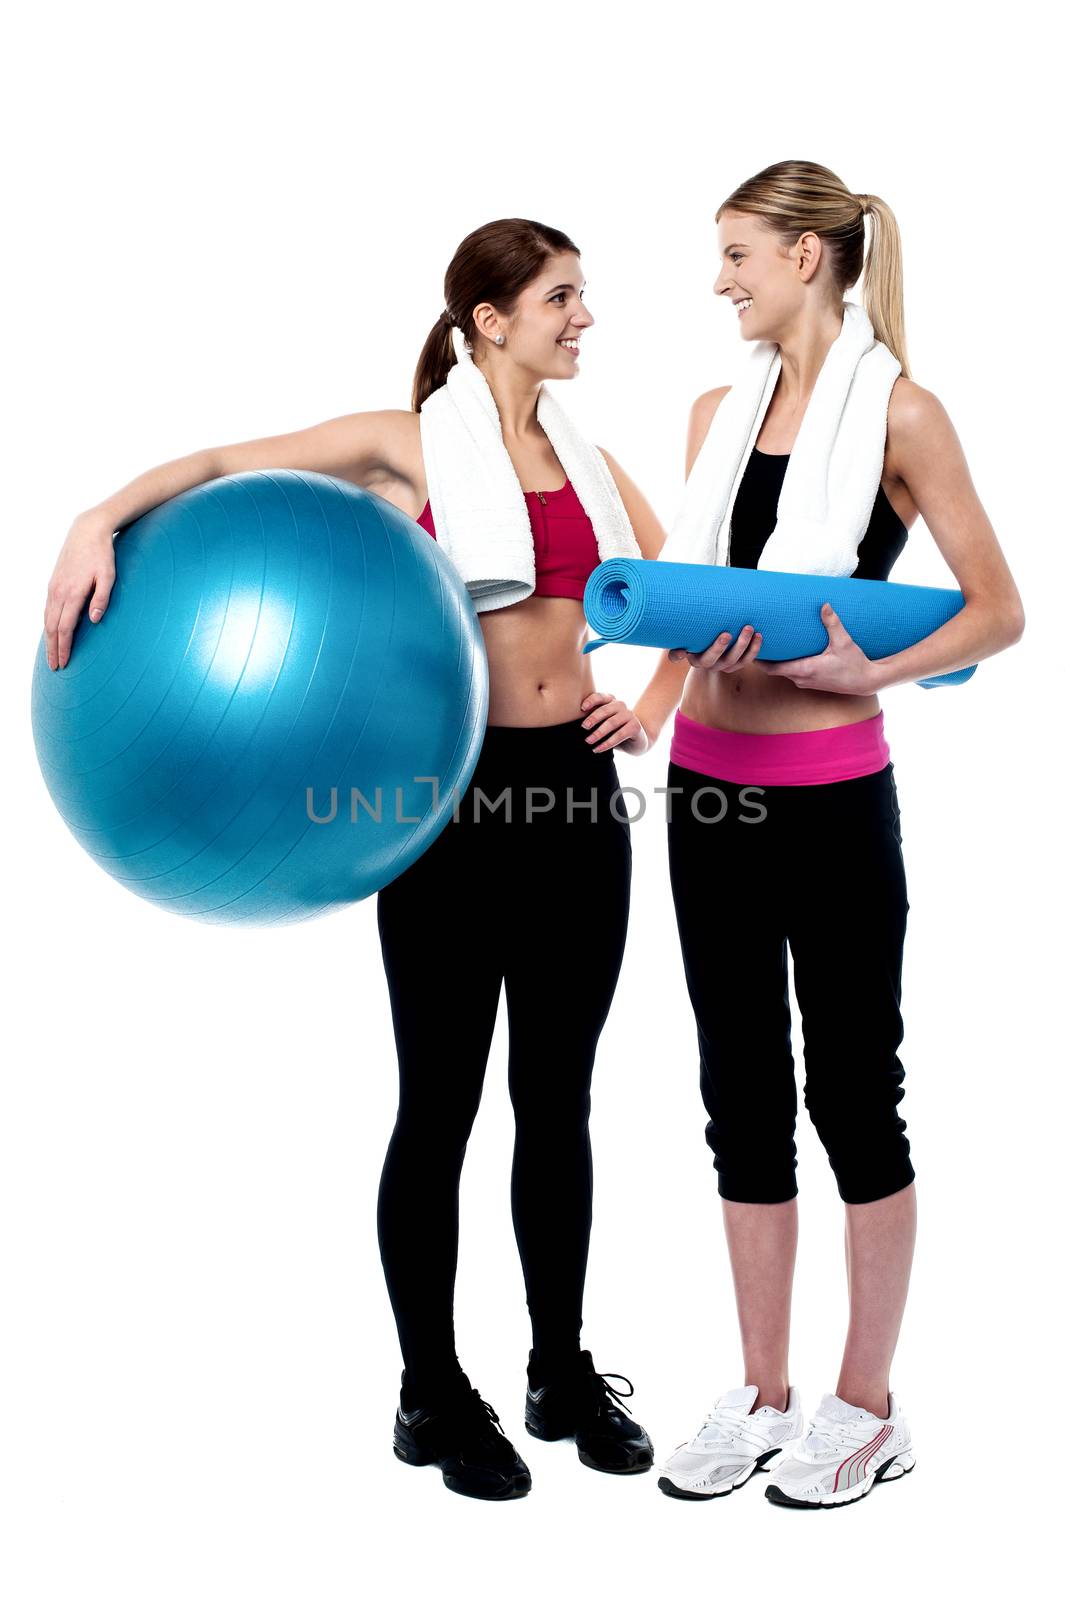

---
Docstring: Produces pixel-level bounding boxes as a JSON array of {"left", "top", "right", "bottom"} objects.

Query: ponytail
[
  {"left": 853, "top": 194, "right": 911, "bottom": 380},
  {"left": 412, "top": 314, "right": 461, "bottom": 413}
]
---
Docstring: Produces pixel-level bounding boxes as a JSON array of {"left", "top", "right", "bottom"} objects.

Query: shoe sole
[
  {"left": 658, "top": 1448, "right": 782, "bottom": 1501},
  {"left": 577, "top": 1448, "right": 654, "bottom": 1475},
  {"left": 765, "top": 1451, "right": 915, "bottom": 1509},
  {"left": 393, "top": 1442, "right": 532, "bottom": 1501},
  {"left": 526, "top": 1416, "right": 654, "bottom": 1474}
]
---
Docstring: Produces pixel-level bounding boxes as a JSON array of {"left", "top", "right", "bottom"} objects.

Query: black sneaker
[
  {"left": 525, "top": 1349, "right": 654, "bottom": 1474},
  {"left": 393, "top": 1374, "right": 532, "bottom": 1500}
]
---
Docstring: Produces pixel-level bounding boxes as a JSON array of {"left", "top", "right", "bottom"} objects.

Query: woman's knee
[
  {"left": 804, "top": 1072, "right": 915, "bottom": 1203},
  {"left": 710, "top": 1134, "right": 800, "bottom": 1203},
  {"left": 696, "top": 1030, "right": 799, "bottom": 1200},
  {"left": 704, "top": 1101, "right": 799, "bottom": 1203},
  {"left": 389, "top": 1088, "right": 483, "bottom": 1157},
  {"left": 509, "top": 1068, "right": 593, "bottom": 1132}
]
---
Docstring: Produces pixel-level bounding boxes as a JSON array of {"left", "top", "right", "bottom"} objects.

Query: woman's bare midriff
[
  {"left": 477, "top": 596, "right": 598, "bottom": 726},
  {"left": 680, "top": 663, "right": 882, "bottom": 735},
  {"left": 366, "top": 458, "right": 598, "bottom": 730}
]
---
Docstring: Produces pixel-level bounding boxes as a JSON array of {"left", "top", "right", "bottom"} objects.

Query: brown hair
[
  {"left": 717, "top": 160, "right": 911, "bottom": 379},
  {"left": 411, "top": 217, "right": 581, "bottom": 412}
]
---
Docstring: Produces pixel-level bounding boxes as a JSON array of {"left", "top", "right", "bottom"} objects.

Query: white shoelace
[
  {"left": 694, "top": 1406, "right": 776, "bottom": 1450},
  {"left": 801, "top": 1414, "right": 875, "bottom": 1457}
]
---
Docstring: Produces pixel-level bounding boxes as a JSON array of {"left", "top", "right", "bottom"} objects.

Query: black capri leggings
[
  {"left": 376, "top": 717, "right": 632, "bottom": 1395},
  {"left": 666, "top": 758, "right": 915, "bottom": 1206}
]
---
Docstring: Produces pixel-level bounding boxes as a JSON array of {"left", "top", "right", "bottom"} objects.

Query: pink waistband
[{"left": 669, "top": 709, "right": 891, "bottom": 787}]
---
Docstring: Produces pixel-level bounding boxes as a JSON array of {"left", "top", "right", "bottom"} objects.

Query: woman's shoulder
[
  {"left": 886, "top": 376, "right": 944, "bottom": 429},
  {"left": 374, "top": 408, "right": 424, "bottom": 489},
  {"left": 594, "top": 446, "right": 669, "bottom": 559},
  {"left": 884, "top": 377, "right": 950, "bottom": 480},
  {"left": 690, "top": 383, "right": 732, "bottom": 418},
  {"left": 343, "top": 409, "right": 425, "bottom": 516},
  {"left": 689, "top": 385, "right": 732, "bottom": 431},
  {"left": 685, "top": 386, "right": 732, "bottom": 474}
]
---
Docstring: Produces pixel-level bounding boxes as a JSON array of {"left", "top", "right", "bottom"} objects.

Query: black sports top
[{"left": 727, "top": 447, "right": 908, "bottom": 579}]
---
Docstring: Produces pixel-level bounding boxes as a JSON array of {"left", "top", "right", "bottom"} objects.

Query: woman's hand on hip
[{"left": 580, "top": 692, "right": 649, "bottom": 755}]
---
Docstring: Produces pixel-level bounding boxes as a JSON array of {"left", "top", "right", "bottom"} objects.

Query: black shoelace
[
  {"left": 455, "top": 1389, "right": 514, "bottom": 1457},
  {"left": 466, "top": 1390, "right": 503, "bottom": 1430},
  {"left": 577, "top": 1366, "right": 636, "bottom": 1420}
]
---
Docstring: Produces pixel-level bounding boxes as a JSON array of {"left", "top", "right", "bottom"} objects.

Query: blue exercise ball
[{"left": 31, "top": 470, "right": 489, "bottom": 927}]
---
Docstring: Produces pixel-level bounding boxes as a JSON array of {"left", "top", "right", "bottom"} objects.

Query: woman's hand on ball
[
  {"left": 668, "top": 625, "right": 762, "bottom": 672},
  {"left": 44, "top": 516, "right": 117, "bottom": 670},
  {"left": 580, "top": 692, "right": 649, "bottom": 755}
]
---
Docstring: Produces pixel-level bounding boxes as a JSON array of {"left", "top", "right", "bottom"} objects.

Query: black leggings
[
  {"left": 666, "top": 758, "right": 915, "bottom": 1206},
  {"left": 376, "top": 718, "right": 632, "bottom": 1392}
]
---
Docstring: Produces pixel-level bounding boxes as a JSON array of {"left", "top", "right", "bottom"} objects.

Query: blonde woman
[{"left": 628, "top": 162, "right": 1024, "bottom": 1508}]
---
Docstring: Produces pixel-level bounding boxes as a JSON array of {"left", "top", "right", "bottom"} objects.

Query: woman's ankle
[
  {"left": 400, "top": 1361, "right": 467, "bottom": 1411},
  {"left": 745, "top": 1376, "right": 790, "bottom": 1412}
]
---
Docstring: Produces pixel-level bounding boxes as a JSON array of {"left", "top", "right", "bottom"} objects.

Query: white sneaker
[
  {"left": 658, "top": 1384, "right": 803, "bottom": 1500},
  {"left": 765, "top": 1391, "right": 915, "bottom": 1509}
]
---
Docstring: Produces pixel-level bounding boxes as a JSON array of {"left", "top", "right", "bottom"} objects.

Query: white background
[{"left": 3, "top": 2, "right": 1060, "bottom": 1595}]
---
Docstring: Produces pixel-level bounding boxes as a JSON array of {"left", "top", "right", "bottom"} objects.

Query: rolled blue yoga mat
[{"left": 582, "top": 559, "right": 976, "bottom": 689}]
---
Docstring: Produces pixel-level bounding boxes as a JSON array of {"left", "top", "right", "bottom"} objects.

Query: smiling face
[
  {"left": 714, "top": 209, "right": 830, "bottom": 342},
  {"left": 472, "top": 251, "right": 593, "bottom": 379}
]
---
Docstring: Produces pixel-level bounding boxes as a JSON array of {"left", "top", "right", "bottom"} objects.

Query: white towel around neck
[
  {"left": 658, "top": 301, "right": 901, "bottom": 576},
  {"left": 418, "top": 326, "right": 642, "bottom": 611}
]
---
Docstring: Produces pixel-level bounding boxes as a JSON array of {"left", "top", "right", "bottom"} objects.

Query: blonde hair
[{"left": 717, "top": 160, "right": 911, "bottom": 379}]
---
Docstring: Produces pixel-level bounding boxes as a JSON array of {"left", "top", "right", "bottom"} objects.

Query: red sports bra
[{"left": 416, "top": 478, "right": 599, "bottom": 601}]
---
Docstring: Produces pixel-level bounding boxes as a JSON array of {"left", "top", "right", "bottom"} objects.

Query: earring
[{"left": 494, "top": 335, "right": 505, "bottom": 346}]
